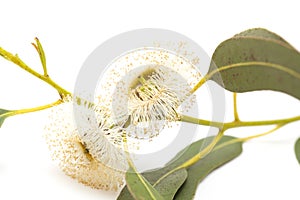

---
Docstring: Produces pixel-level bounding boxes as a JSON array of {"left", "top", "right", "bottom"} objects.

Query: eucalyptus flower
[
  {"left": 44, "top": 97, "right": 127, "bottom": 191},
  {"left": 127, "top": 68, "right": 181, "bottom": 138},
  {"left": 97, "top": 49, "right": 201, "bottom": 139}
]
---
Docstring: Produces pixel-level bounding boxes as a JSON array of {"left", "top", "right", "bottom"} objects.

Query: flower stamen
[{"left": 127, "top": 68, "right": 180, "bottom": 139}]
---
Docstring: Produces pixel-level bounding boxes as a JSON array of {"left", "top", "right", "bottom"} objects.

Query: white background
[{"left": 0, "top": 0, "right": 300, "bottom": 199}]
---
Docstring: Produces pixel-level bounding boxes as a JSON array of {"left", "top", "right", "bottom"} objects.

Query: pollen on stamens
[
  {"left": 128, "top": 68, "right": 181, "bottom": 139},
  {"left": 44, "top": 97, "right": 126, "bottom": 191},
  {"left": 95, "top": 48, "right": 202, "bottom": 140}
]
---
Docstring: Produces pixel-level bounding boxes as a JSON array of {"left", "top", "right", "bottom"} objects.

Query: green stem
[
  {"left": 122, "top": 132, "right": 136, "bottom": 169},
  {"left": 180, "top": 115, "right": 224, "bottom": 129},
  {"left": 214, "top": 125, "right": 283, "bottom": 151},
  {"left": 2, "top": 99, "right": 63, "bottom": 118},
  {"left": 178, "top": 130, "right": 224, "bottom": 168},
  {"left": 123, "top": 132, "right": 161, "bottom": 200},
  {"left": 233, "top": 93, "right": 240, "bottom": 122},
  {"left": 180, "top": 114, "right": 300, "bottom": 131},
  {"left": 0, "top": 47, "right": 70, "bottom": 97}
]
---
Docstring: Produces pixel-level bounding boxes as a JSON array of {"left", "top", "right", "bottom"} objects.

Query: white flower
[
  {"left": 96, "top": 49, "right": 201, "bottom": 139},
  {"left": 44, "top": 97, "right": 127, "bottom": 191},
  {"left": 127, "top": 68, "right": 181, "bottom": 138},
  {"left": 129, "top": 69, "right": 180, "bottom": 124},
  {"left": 73, "top": 100, "right": 127, "bottom": 171}
]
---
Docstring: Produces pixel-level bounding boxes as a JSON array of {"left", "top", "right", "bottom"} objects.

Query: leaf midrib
[
  {"left": 126, "top": 165, "right": 164, "bottom": 200},
  {"left": 136, "top": 172, "right": 157, "bottom": 200}
]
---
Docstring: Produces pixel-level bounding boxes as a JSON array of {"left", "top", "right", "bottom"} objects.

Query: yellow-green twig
[
  {"left": 214, "top": 125, "right": 282, "bottom": 151},
  {"left": 0, "top": 46, "right": 70, "bottom": 97},
  {"left": 1, "top": 99, "right": 63, "bottom": 119},
  {"left": 178, "top": 130, "right": 224, "bottom": 168},
  {"left": 233, "top": 93, "right": 240, "bottom": 121},
  {"left": 180, "top": 114, "right": 300, "bottom": 131}
]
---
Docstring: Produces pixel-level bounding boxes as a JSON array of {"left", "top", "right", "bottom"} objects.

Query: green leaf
[
  {"left": 174, "top": 136, "right": 243, "bottom": 200},
  {"left": 153, "top": 168, "right": 187, "bottom": 199},
  {"left": 125, "top": 166, "right": 165, "bottom": 200},
  {"left": 118, "top": 136, "right": 243, "bottom": 200},
  {"left": 119, "top": 167, "right": 187, "bottom": 200},
  {"left": 209, "top": 28, "right": 300, "bottom": 100},
  {"left": 295, "top": 138, "right": 300, "bottom": 164},
  {"left": 0, "top": 108, "right": 10, "bottom": 128}
]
